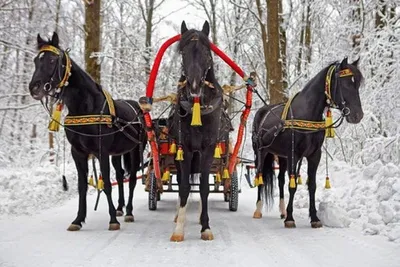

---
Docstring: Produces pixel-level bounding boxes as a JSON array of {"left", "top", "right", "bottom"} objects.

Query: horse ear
[
  {"left": 202, "top": 21, "right": 210, "bottom": 36},
  {"left": 340, "top": 57, "right": 348, "bottom": 68},
  {"left": 351, "top": 57, "right": 360, "bottom": 67},
  {"left": 37, "top": 34, "right": 46, "bottom": 47},
  {"left": 51, "top": 32, "right": 59, "bottom": 47},
  {"left": 181, "top": 21, "right": 188, "bottom": 35}
]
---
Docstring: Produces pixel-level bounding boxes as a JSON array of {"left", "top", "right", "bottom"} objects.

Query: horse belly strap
[
  {"left": 64, "top": 115, "right": 113, "bottom": 126},
  {"left": 283, "top": 119, "right": 325, "bottom": 130}
]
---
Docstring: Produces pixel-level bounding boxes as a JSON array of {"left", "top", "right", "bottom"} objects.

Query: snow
[{"left": 1, "top": 157, "right": 400, "bottom": 266}]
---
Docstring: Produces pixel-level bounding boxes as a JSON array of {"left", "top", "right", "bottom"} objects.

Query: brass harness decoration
[
  {"left": 281, "top": 65, "right": 354, "bottom": 131},
  {"left": 39, "top": 45, "right": 116, "bottom": 128}
]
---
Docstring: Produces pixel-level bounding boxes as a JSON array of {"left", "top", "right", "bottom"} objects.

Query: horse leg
[
  {"left": 98, "top": 152, "right": 119, "bottom": 230},
  {"left": 125, "top": 149, "right": 138, "bottom": 222},
  {"left": 67, "top": 148, "right": 89, "bottom": 231},
  {"left": 170, "top": 151, "right": 193, "bottom": 242},
  {"left": 307, "top": 150, "right": 323, "bottom": 228},
  {"left": 111, "top": 155, "right": 125, "bottom": 217},
  {"left": 284, "top": 155, "right": 300, "bottom": 228},
  {"left": 199, "top": 147, "right": 215, "bottom": 240},
  {"left": 278, "top": 157, "right": 287, "bottom": 219},
  {"left": 173, "top": 164, "right": 182, "bottom": 223},
  {"left": 253, "top": 150, "right": 267, "bottom": 219}
]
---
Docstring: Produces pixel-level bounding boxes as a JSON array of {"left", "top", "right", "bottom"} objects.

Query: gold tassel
[
  {"left": 48, "top": 103, "right": 63, "bottom": 132},
  {"left": 222, "top": 168, "right": 230, "bottom": 179},
  {"left": 169, "top": 140, "right": 177, "bottom": 154},
  {"left": 257, "top": 173, "right": 264, "bottom": 185},
  {"left": 325, "top": 176, "right": 331, "bottom": 189},
  {"left": 191, "top": 96, "right": 202, "bottom": 126},
  {"left": 175, "top": 146, "right": 184, "bottom": 161},
  {"left": 289, "top": 174, "right": 296, "bottom": 188},
  {"left": 325, "top": 108, "right": 335, "bottom": 138},
  {"left": 88, "top": 175, "right": 94, "bottom": 187},
  {"left": 215, "top": 172, "right": 221, "bottom": 183},
  {"left": 214, "top": 143, "right": 222, "bottom": 159},
  {"left": 297, "top": 175, "right": 303, "bottom": 185},
  {"left": 162, "top": 168, "right": 170, "bottom": 182},
  {"left": 97, "top": 175, "right": 104, "bottom": 190}
]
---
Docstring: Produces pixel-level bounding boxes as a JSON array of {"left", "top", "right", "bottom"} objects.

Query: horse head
[
  {"left": 178, "top": 20, "right": 213, "bottom": 99},
  {"left": 332, "top": 57, "right": 364, "bottom": 124},
  {"left": 29, "top": 32, "right": 71, "bottom": 100}
]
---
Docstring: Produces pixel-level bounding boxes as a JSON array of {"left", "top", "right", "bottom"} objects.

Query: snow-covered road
[{"left": 0, "top": 183, "right": 399, "bottom": 267}]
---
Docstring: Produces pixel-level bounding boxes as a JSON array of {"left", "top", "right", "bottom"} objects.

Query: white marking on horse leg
[
  {"left": 173, "top": 204, "right": 187, "bottom": 235},
  {"left": 279, "top": 199, "right": 286, "bottom": 216},
  {"left": 256, "top": 200, "right": 263, "bottom": 213}
]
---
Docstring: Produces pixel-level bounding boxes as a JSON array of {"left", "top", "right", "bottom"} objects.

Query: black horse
[
  {"left": 168, "top": 21, "right": 223, "bottom": 241},
  {"left": 28, "top": 32, "right": 145, "bottom": 231},
  {"left": 252, "top": 58, "right": 363, "bottom": 228}
]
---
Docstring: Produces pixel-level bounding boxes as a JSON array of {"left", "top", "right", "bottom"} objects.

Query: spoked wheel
[
  {"left": 148, "top": 172, "right": 157, "bottom": 210},
  {"left": 229, "top": 171, "right": 239, "bottom": 211}
]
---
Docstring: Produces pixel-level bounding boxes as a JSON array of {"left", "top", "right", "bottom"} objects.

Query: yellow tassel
[
  {"left": 289, "top": 174, "right": 296, "bottom": 188},
  {"left": 215, "top": 172, "right": 221, "bottom": 183},
  {"left": 162, "top": 168, "right": 170, "bottom": 182},
  {"left": 175, "top": 146, "right": 184, "bottom": 161},
  {"left": 222, "top": 168, "right": 230, "bottom": 179},
  {"left": 97, "top": 175, "right": 104, "bottom": 190},
  {"left": 214, "top": 144, "right": 222, "bottom": 159},
  {"left": 297, "top": 175, "right": 303, "bottom": 185},
  {"left": 191, "top": 97, "right": 202, "bottom": 126},
  {"left": 169, "top": 140, "right": 177, "bottom": 154},
  {"left": 325, "top": 176, "right": 331, "bottom": 189},
  {"left": 257, "top": 173, "right": 264, "bottom": 185},
  {"left": 48, "top": 103, "right": 63, "bottom": 132},
  {"left": 88, "top": 175, "right": 94, "bottom": 187},
  {"left": 325, "top": 108, "right": 335, "bottom": 138}
]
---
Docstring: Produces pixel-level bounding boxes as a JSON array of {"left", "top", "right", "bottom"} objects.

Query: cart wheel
[
  {"left": 148, "top": 172, "right": 157, "bottom": 210},
  {"left": 229, "top": 171, "right": 239, "bottom": 211}
]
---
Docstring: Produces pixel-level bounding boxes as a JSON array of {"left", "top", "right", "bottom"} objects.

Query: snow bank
[
  {"left": 0, "top": 163, "right": 77, "bottom": 216},
  {"left": 294, "top": 159, "right": 400, "bottom": 243}
]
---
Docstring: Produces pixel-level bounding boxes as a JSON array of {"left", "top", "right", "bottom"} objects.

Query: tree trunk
[
  {"left": 304, "top": 1, "right": 311, "bottom": 64},
  {"left": 266, "top": 0, "right": 284, "bottom": 104},
  {"left": 255, "top": 0, "right": 269, "bottom": 99},
  {"left": 84, "top": 0, "right": 101, "bottom": 83},
  {"left": 279, "top": 0, "right": 287, "bottom": 99}
]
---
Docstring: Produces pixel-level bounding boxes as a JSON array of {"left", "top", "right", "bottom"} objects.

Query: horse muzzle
[
  {"left": 29, "top": 81, "right": 45, "bottom": 100},
  {"left": 345, "top": 110, "right": 364, "bottom": 124}
]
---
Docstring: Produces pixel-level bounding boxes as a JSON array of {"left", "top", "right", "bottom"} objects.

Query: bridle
[
  {"left": 325, "top": 64, "right": 355, "bottom": 117},
  {"left": 36, "top": 45, "right": 72, "bottom": 99}
]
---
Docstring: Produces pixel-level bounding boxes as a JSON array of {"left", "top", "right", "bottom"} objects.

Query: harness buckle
[{"left": 44, "top": 82, "right": 52, "bottom": 92}]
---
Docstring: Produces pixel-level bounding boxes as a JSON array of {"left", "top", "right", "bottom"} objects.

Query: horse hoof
[
  {"left": 124, "top": 215, "right": 134, "bottom": 223},
  {"left": 108, "top": 223, "right": 120, "bottom": 231},
  {"left": 170, "top": 233, "right": 184, "bottom": 242},
  {"left": 173, "top": 215, "right": 178, "bottom": 223},
  {"left": 284, "top": 221, "right": 296, "bottom": 228},
  {"left": 253, "top": 211, "right": 262, "bottom": 219},
  {"left": 311, "top": 221, "right": 323, "bottom": 228},
  {"left": 201, "top": 229, "right": 214, "bottom": 241},
  {"left": 67, "top": 224, "right": 81, "bottom": 231},
  {"left": 280, "top": 214, "right": 286, "bottom": 219},
  {"left": 116, "top": 210, "right": 124, "bottom": 217}
]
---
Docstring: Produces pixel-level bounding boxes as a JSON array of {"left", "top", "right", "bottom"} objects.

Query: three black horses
[
  {"left": 28, "top": 32, "right": 145, "bottom": 230},
  {"left": 252, "top": 58, "right": 363, "bottom": 228}
]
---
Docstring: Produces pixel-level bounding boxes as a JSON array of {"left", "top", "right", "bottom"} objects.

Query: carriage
[{"left": 138, "top": 32, "right": 257, "bottom": 213}]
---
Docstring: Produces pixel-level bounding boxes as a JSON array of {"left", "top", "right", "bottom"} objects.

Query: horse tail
[
  {"left": 123, "top": 152, "right": 131, "bottom": 175},
  {"left": 262, "top": 153, "right": 275, "bottom": 210}
]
